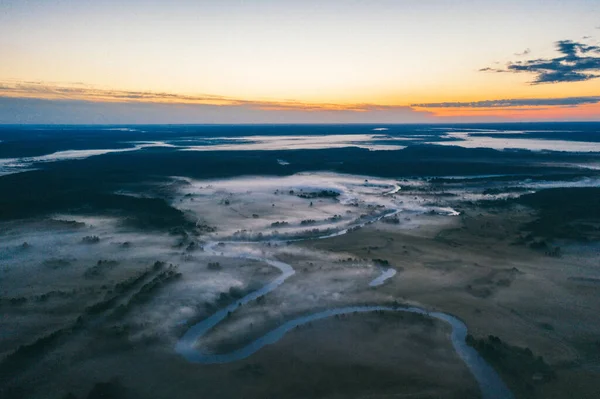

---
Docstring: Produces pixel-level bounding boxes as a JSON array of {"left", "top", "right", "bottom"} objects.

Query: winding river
[
  {"left": 369, "top": 268, "right": 397, "bottom": 286},
  {"left": 176, "top": 185, "right": 514, "bottom": 399}
]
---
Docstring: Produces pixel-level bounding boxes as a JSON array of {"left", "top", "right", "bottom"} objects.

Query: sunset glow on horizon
[{"left": 1, "top": 0, "right": 600, "bottom": 123}]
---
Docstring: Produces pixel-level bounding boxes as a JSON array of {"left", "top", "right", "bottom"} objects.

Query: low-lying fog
[
  {"left": 0, "top": 172, "right": 465, "bottom": 354},
  {"left": 3, "top": 169, "right": 600, "bottom": 399},
  {"left": 172, "top": 173, "right": 461, "bottom": 240},
  {"left": 2, "top": 170, "right": 598, "bottom": 350}
]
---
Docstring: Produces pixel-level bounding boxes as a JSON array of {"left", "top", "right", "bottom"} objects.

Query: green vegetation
[
  {"left": 81, "top": 235, "right": 100, "bottom": 244},
  {"left": 482, "top": 187, "right": 600, "bottom": 241},
  {"left": 372, "top": 258, "right": 390, "bottom": 266},
  {"left": 466, "top": 334, "right": 556, "bottom": 397},
  {"left": 0, "top": 326, "right": 76, "bottom": 389},
  {"left": 296, "top": 190, "right": 340, "bottom": 199},
  {"left": 60, "top": 379, "right": 129, "bottom": 399},
  {"left": 0, "top": 169, "right": 192, "bottom": 230},
  {"left": 42, "top": 258, "right": 73, "bottom": 269},
  {"left": 128, "top": 265, "right": 181, "bottom": 304},
  {"left": 382, "top": 216, "right": 400, "bottom": 224},
  {"left": 482, "top": 187, "right": 531, "bottom": 195},
  {"left": 112, "top": 263, "right": 182, "bottom": 317},
  {"left": 207, "top": 262, "right": 222, "bottom": 270},
  {"left": 516, "top": 187, "right": 600, "bottom": 240},
  {"left": 300, "top": 219, "right": 317, "bottom": 225},
  {"left": 85, "top": 261, "right": 179, "bottom": 318},
  {"left": 83, "top": 260, "right": 119, "bottom": 279},
  {"left": 48, "top": 219, "right": 86, "bottom": 229}
]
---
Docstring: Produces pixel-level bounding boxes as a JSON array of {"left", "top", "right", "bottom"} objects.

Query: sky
[{"left": 1, "top": 0, "right": 600, "bottom": 123}]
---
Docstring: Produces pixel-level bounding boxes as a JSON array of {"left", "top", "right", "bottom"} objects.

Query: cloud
[
  {"left": 1, "top": 80, "right": 598, "bottom": 124},
  {"left": 0, "top": 97, "right": 434, "bottom": 124},
  {"left": 0, "top": 80, "right": 439, "bottom": 123},
  {"left": 0, "top": 80, "right": 416, "bottom": 113},
  {"left": 412, "top": 96, "right": 600, "bottom": 108},
  {"left": 0, "top": 80, "right": 252, "bottom": 105},
  {"left": 514, "top": 48, "right": 531, "bottom": 56},
  {"left": 478, "top": 67, "right": 496, "bottom": 72},
  {"left": 481, "top": 39, "right": 600, "bottom": 84}
]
